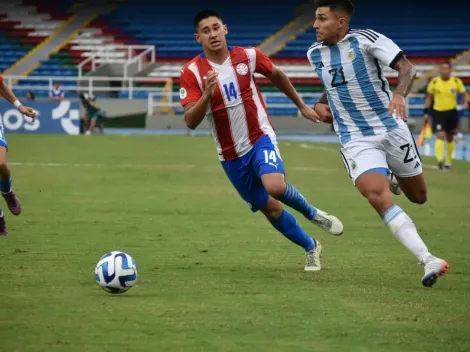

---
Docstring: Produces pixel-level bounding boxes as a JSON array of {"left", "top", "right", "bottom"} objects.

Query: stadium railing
[{"left": 77, "top": 44, "right": 156, "bottom": 77}]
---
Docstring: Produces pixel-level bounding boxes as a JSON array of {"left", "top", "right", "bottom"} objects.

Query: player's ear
[
  {"left": 338, "top": 17, "right": 347, "bottom": 29},
  {"left": 223, "top": 24, "right": 228, "bottom": 35},
  {"left": 194, "top": 33, "right": 201, "bottom": 43}
]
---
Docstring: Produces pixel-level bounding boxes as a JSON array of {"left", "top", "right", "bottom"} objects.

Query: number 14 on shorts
[{"left": 263, "top": 150, "right": 279, "bottom": 167}]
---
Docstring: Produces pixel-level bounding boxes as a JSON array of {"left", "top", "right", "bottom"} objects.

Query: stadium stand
[{"left": 1, "top": 0, "right": 469, "bottom": 119}]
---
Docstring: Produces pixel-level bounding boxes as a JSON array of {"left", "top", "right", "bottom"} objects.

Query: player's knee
[
  {"left": 363, "top": 188, "right": 391, "bottom": 213},
  {"left": 261, "top": 201, "right": 283, "bottom": 221},
  {"left": 0, "top": 159, "right": 7, "bottom": 171},
  {"left": 410, "top": 189, "right": 427, "bottom": 205},
  {"left": 436, "top": 132, "right": 445, "bottom": 140},
  {"left": 263, "top": 180, "right": 286, "bottom": 198}
]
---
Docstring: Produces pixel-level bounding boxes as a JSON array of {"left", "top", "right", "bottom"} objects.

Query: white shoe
[
  {"left": 311, "top": 209, "right": 343, "bottom": 236},
  {"left": 85, "top": 131, "right": 91, "bottom": 135},
  {"left": 421, "top": 257, "right": 449, "bottom": 288},
  {"left": 389, "top": 173, "right": 401, "bottom": 195},
  {"left": 304, "top": 241, "right": 322, "bottom": 271}
]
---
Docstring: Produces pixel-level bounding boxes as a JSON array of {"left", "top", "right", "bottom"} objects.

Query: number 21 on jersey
[{"left": 329, "top": 67, "right": 348, "bottom": 88}]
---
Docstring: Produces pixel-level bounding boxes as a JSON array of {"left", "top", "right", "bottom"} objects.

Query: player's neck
[
  {"left": 441, "top": 76, "right": 450, "bottom": 81},
  {"left": 204, "top": 45, "right": 230, "bottom": 65},
  {"left": 324, "top": 28, "right": 349, "bottom": 46}
]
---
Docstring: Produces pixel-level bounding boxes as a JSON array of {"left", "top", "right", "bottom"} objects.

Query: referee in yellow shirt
[{"left": 424, "top": 62, "right": 468, "bottom": 169}]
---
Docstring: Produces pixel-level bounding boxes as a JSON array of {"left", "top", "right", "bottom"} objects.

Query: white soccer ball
[{"left": 95, "top": 251, "right": 138, "bottom": 294}]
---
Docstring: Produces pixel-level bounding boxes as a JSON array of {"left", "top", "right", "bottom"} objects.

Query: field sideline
[{"left": 0, "top": 134, "right": 469, "bottom": 352}]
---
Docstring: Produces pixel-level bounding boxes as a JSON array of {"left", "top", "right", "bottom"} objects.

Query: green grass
[{"left": 1, "top": 135, "right": 469, "bottom": 352}]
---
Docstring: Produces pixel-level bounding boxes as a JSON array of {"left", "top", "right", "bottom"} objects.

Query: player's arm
[
  {"left": 0, "top": 76, "right": 37, "bottom": 120},
  {"left": 457, "top": 78, "right": 469, "bottom": 108},
  {"left": 255, "top": 48, "right": 319, "bottom": 122},
  {"left": 313, "top": 92, "right": 333, "bottom": 123},
  {"left": 182, "top": 70, "right": 217, "bottom": 130},
  {"left": 423, "top": 80, "right": 435, "bottom": 123},
  {"left": 368, "top": 31, "right": 416, "bottom": 119}
]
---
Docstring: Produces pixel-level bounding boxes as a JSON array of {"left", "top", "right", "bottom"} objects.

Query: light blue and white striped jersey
[{"left": 307, "top": 29, "right": 404, "bottom": 145}]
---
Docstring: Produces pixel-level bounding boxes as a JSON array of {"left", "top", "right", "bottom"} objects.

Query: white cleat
[
  {"left": 304, "top": 241, "right": 322, "bottom": 272},
  {"left": 421, "top": 257, "right": 449, "bottom": 288},
  {"left": 311, "top": 209, "right": 343, "bottom": 236},
  {"left": 389, "top": 173, "right": 401, "bottom": 195}
]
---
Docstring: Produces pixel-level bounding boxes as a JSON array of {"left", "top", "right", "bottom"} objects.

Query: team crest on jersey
[
  {"left": 179, "top": 88, "right": 187, "bottom": 99},
  {"left": 348, "top": 48, "right": 355, "bottom": 60},
  {"left": 236, "top": 63, "right": 249, "bottom": 75}
]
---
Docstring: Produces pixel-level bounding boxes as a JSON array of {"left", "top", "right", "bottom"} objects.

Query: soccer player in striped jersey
[
  {"left": 309, "top": 0, "right": 448, "bottom": 287},
  {"left": 180, "top": 9, "right": 344, "bottom": 272}
]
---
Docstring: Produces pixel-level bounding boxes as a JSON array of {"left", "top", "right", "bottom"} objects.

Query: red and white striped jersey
[{"left": 179, "top": 46, "right": 276, "bottom": 161}]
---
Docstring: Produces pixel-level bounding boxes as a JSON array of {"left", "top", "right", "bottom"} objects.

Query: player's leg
[
  {"left": 0, "top": 135, "right": 21, "bottom": 217},
  {"left": 86, "top": 115, "right": 97, "bottom": 135},
  {"left": 444, "top": 111, "right": 458, "bottom": 169},
  {"left": 253, "top": 137, "right": 343, "bottom": 235},
  {"left": 221, "top": 151, "right": 321, "bottom": 271},
  {"left": 432, "top": 112, "right": 446, "bottom": 169},
  {"left": 260, "top": 196, "right": 322, "bottom": 271},
  {"left": 384, "top": 124, "right": 449, "bottom": 287}
]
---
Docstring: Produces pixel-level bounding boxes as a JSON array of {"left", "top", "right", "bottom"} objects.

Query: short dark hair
[
  {"left": 314, "top": 0, "right": 354, "bottom": 16},
  {"left": 441, "top": 61, "right": 452, "bottom": 68},
  {"left": 193, "top": 10, "right": 223, "bottom": 29}
]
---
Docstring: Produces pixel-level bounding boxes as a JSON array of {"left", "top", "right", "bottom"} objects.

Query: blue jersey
[
  {"left": 50, "top": 88, "right": 64, "bottom": 99},
  {"left": 307, "top": 29, "right": 404, "bottom": 145}
]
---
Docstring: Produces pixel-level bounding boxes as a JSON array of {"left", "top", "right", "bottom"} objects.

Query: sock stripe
[{"left": 383, "top": 205, "right": 404, "bottom": 225}]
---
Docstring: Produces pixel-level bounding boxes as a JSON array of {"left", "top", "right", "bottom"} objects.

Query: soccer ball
[{"left": 95, "top": 251, "right": 138, "bottom": 294}]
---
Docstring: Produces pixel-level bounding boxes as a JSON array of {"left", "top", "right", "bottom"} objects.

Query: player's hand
[
  {"left": 203, "top": 71, "right": 218, "bottom": 98},
  {"left": 389, "top": 94, "right": 406, "bottom": 120},
  {"left": 314, "top": 103, "right": 333, "bottom": 123},
  {"left": 299, "top": 104, "right": 320, "bottom": 123},
  {"left": 19, "top": 105, "right": 37, "bottom": 121}
]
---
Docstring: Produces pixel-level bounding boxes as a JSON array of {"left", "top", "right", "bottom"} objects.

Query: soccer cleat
[
  {"left": 311, "top": 209, "right": 344, "bottom": 236},
  {"left": 2, "top": 191, "right": 21, "bottom": 216},
  {"left": 443, "top": 163, "right": 452, "bottom": 170},
  {"left": 438, "top": 161, "right": 444, "bottom": 170},
  {"left": 389, "top": 173, "right": 401, "bottom": 195},
  {"left": 421, "top": 257, "right": 449, "bottom": 288},
  {"left": 0, "top": 214, "right": 7, "bottom": 236},
  {"left": 304, "top": 241, "right": 322, "bottom": 271}
]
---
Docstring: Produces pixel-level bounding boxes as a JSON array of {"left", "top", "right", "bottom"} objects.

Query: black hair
[
  {"left": 314, "top": 0, "right": 354, "bottom": 16},
  {"left": 193, "top": 9, "right": 223, "bottom": 29},
  {"left": 441, "top": 61, "right": 452, "bottom": 68}
]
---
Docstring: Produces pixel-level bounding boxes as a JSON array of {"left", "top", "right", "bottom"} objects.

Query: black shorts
[{"left": 431, "top": 109, "right": 458, "bottom": 134}]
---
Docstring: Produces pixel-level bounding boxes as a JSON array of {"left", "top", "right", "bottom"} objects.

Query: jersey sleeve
[
  {"left": 427, "top": 79, "right": 436, "bottom": 95},
  {"left": 254, "top": 48, "right": 273, "bottom": 76},
  {"left": 179, "top": 66, "right": 202, "bottom": 106},
  {"left": 368, "top": 31, "right": 404, "bottom": 69},
  {"left": 456, "top": 78, "right": 466, "bottom": 93}
]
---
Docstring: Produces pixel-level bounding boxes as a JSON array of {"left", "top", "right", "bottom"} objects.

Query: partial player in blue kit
[
  {"left": 309, "top": 0, "right": 449, "bottom": 287},
  {"left": 0, "top": 74, "right": 37, "bottom": 236}
]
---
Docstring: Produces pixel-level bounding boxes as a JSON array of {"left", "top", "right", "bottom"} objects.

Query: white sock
[{"left": 382, "top": 205, "right": 433, "bottom": 264}]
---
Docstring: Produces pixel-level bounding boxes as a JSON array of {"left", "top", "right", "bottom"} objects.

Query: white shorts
[{"left": 340, "top": 123, "right": 422, "bottom": 184}]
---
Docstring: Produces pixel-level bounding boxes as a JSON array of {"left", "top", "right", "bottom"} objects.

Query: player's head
[
  {"left": 193, "top": 10, "right": 228, "bottom": 52},
  {"left": 313, "top": 0, "right": 354, "bottom": 43},
  {"left": 54, "top": 81, "right": 61, "bottom": 89},
  {"left": 439, "top": 62, "right": 452, "bottom": 80}
]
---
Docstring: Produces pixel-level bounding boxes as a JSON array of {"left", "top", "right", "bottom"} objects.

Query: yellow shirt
[{"left": 427, "top": 76, "right": 466, "bottom": 111}]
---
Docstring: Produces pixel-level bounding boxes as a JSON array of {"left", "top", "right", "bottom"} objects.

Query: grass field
[{"left": 1, "top": 134, "right": 469, "bottom": 352}]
